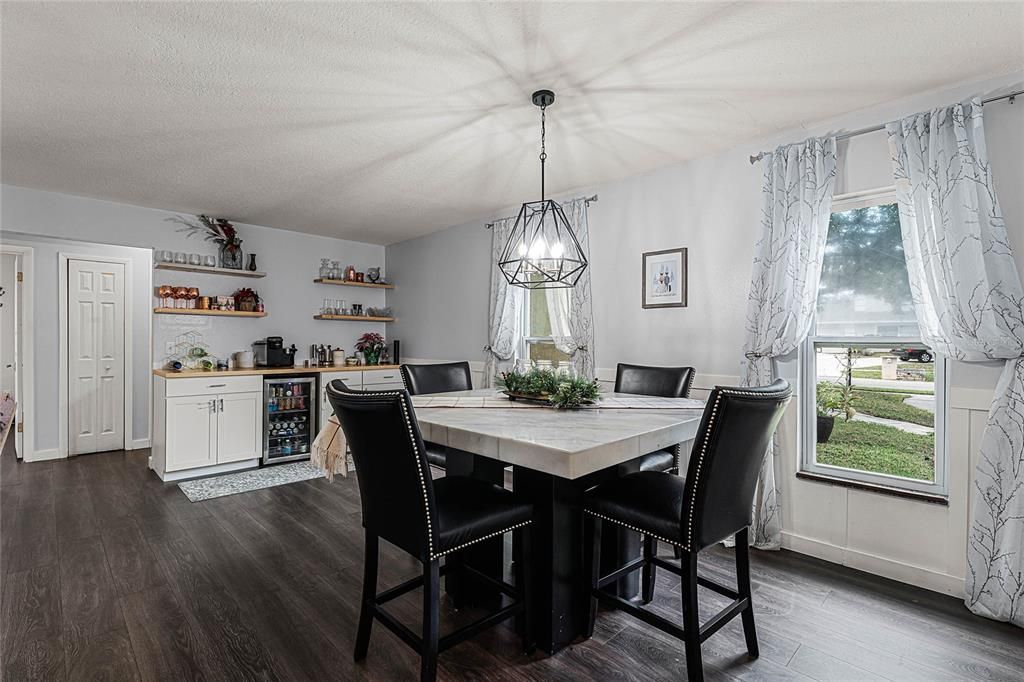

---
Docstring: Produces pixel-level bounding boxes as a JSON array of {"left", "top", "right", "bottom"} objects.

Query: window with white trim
[
  {"left": 800, "top": 189, "right": 948, "bottom": 496},
  {"left": 520, "top": 287, "right": 570, "bottom": 367}
]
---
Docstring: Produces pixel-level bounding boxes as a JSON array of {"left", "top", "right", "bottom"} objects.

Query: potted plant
[
  {"left": 233, "top": 287, "right": 259, "bottom": 312},
  {"left": 499, "top": 367, "right": 601, "bottom": 409},
  {"left": 355, "top": 332, "right": 386, "bottom": 366},
  {"left": 815, "top": 381, "right": 842, "bottom": 443}
]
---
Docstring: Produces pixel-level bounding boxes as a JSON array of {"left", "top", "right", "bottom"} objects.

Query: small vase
[
  {"left": 247, "top": 254, "right": 258, "bottom": 271},
  {"left": 364, "top": 350, "right": 380, "bottom": 366}
]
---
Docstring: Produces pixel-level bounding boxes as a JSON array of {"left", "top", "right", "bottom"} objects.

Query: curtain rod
[
  {"left": 485, "top": 194, "right": 598, "bottom": 229},
  {"left": 748, "top": 89, "right": 1021, "bottom": 165}
]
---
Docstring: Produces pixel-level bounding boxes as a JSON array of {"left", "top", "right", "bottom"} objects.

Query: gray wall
[
  {"left": 386, "top": 218, "right": 492, "bottom": 362},
  {"left": 386, "top": 72, "right": 1024, "bottom": 386},
  {"left": 1, "top": 185, "right": 387, "bottom": 454}
]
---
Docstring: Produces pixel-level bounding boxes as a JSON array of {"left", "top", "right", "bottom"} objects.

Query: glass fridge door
[{"left": 263, "top": 376, "right": 317, "bottom": 464}]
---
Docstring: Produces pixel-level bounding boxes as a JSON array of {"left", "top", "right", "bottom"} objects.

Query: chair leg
[
  {"left": 517, "top": 525, "right": 535, "bottom": 653},
  {"left": 681, "top": 551, "right": 704, "bottom": 682},
  {"left": 421, "top": 558, "right": 440, "bottom": 682},
  {"left": 584, "top": 515, "right": 602, "bottom": 638},
  {"left": 673, "top": 545, "right": 682, "bottom": 560},
  {"left": 641, "top": 535, "right": 656, "bottom": 604},
  {"left": 354, "top": 531, "right": 378, "bottom": 662},
  {"left": 735, "top": 528, "right": 759, "bottom": 659}
]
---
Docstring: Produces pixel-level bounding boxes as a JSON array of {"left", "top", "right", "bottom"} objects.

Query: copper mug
[{"left": 197, "top": 296, "right": 211, "bottom": 310}]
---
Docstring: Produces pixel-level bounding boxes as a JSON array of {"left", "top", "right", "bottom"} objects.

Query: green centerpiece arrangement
[{"left": 499, "top": 367, "right": 601, "bottom": 409}]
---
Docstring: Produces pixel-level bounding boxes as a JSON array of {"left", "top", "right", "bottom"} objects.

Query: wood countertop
[{"left": 153, "top": 365, "right": 401, "bottom": 378}]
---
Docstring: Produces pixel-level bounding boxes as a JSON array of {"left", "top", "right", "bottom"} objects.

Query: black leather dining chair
[
  {"left": 614, "top": 363, "right": 696, "bottom": 474},
  {"left": 327, "top": 380, "right": 533, "bottom": 682},
  {"left": 400, "top": 362, "right": 473, "bottom": 470},
  {"left": 582, "top": 379, "right": 791, "bottom": 682}
]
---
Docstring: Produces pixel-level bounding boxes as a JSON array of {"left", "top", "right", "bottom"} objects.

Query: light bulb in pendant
[{"left": 528, "top": 239, "right": 545, "bottom": 260}]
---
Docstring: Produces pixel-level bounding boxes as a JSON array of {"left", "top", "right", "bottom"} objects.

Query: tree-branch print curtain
[
  {"left": 547, "top": 198, "right": 595, "bottom": 378},
  {"left": 887, "top": 99, "right": 1024, "bottom": 627},
  {"left": 742, "top": 137, "right": 837, "bottom": 549},
  {"left": 483, "top": 217, "right": 523, "bottom": 387}
]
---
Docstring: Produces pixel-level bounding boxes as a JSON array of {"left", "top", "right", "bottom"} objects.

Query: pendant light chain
[{"left": 539, "top": 104, "right": 547, "bottom": 200}]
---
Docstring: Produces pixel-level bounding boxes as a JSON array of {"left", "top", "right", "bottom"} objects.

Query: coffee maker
[{"left": 253, "top": 336, "right": 297, "bottom": 367}]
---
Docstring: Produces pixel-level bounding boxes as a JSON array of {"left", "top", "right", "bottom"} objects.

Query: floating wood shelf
[
  {"left": 154, "top": 308, "right": 266, "bottom": 318},
  {"left": 314, "top": 314, "right": 394, "bottom": 323},
  {"left": 156, "top": 263, "right": 266, "bottom": 278},
  {"left": 313, "top": 278, "right": 393, "bottom": 289}
]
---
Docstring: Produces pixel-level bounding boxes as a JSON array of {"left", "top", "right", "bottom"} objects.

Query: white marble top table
[{"left": 413, "top": 389, "right": 706, "bottom": 479}]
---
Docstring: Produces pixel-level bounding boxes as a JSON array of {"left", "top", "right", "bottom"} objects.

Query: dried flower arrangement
[{"left": 166, "top": 214, "right": 244, "bottom": 268}]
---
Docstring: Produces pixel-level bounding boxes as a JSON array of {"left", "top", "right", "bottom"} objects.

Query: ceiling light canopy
[{"left": 498, "top": 90, "right": 588, "bottom": 289}]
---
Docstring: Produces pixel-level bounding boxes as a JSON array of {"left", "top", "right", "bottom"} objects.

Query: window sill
[{"left": 795, "top": 471, "right": 949, "bottom": 506}]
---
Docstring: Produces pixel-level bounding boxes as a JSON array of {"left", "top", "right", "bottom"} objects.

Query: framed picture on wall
[{"left": 642, "top": 248, "right": 687, "bottom": 309}]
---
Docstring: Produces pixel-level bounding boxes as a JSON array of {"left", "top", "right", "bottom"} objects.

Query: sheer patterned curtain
[
  {"left": 742, "top": 137, "right": 837, "bottom": 549},
  {"left": 483, "top": 217, "right": 523, "bottom": 387},
  {"left": 887, "top": 99, "right": 1024, "bottom": 627},
  {"left": 546, "top": 198, "right": 595, "bottom": 378}
]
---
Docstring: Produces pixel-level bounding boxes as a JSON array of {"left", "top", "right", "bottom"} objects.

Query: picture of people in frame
[{"left": 643, "top": 248, "right": 687, "bottom": 308}]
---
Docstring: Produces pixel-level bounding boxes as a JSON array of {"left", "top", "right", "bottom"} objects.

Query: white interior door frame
[
  {"left": 59, "top": 252, "right": 134, "bottom": 458},
  {"left": 0, "top": 243, "right": 34, "bottom": 461}
]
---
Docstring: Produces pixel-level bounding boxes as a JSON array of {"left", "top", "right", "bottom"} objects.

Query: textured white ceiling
[{"left": 2, "top": 2, "right": 1022, "bottom": 244}]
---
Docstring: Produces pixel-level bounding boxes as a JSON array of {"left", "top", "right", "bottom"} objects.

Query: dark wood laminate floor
[{"left": 2, "top": 447, "right": 1023, "bottom": 681}]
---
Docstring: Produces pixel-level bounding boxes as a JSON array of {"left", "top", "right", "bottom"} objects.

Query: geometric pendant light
[{"left": 498, "top": 90, "right": 588, "bottom": 289}]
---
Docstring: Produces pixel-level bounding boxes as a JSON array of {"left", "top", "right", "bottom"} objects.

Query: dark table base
[{"left": 445, "top": 447, "right": 647, "bottom": 654}]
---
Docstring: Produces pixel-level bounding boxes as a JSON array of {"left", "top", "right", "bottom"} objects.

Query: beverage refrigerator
[{"left": 263, "top": 376, "right": 317, "bottom": 464}]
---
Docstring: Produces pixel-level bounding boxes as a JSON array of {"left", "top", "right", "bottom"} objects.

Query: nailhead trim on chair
[
  {"left": 684, "top": 384, "right": 791, "bottom": 548},
  {"left": 685, "top": 391, "right": 720, "bottom": 549},
  {"left": 432, "top": 520, "right": 532, "bottom": 559},
  {"left": 583, "top": 509, "right": 688, "bottom": 550},
  {"left": 327, "top": 384, "right": 438, "bottom": 558},
  {"left": 398, "top": 394, "right": 436, "bottom": 558}
]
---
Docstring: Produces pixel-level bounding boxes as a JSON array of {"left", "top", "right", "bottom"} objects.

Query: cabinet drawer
[
  {"left": 165, "top": 375, "right": 263, "bottom": 398},
  {"left": 320, "top": 371, "right": 361, "bottom": 393},
  {"left": 362, "top": 369, "right": 402, "bottom": 386},
  {"left": 364, "top": 381, "right": 405, "bottom": 393}
]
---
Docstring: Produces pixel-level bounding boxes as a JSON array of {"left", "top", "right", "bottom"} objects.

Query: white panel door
[
  {"left": 216, "top": 392, "right": 261, "bottom": 464},
  {"left": 165, "top": 396, "right": 216, "bottom": 471},
  {"left": 0, "top": 251, "right": 17, "bottom": 454},
  {"left": 0, "top": 255, "right": 17, "bottom": 402},
  {"left": 68, "top": 259, "right": 125, "bottom": 455}
]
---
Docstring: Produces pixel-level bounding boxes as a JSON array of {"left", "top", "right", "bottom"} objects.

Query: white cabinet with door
[
  {"left": 361, "top": 368, "right": 405, "bottom": 392},
  {"left": 152, "top": 375, "right": 262, "bottom": 481},
  {"left": 318, "top": 371, "right": 361, "bottom": 430},
  {"left": 317, "top": 369, "right": 405, "bottom": 427}
]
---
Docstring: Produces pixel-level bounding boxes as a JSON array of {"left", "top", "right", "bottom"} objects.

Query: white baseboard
[
  {"left": 26, "top": 447, "right": 62, "bottom": 462},
  {"left": 157, "top": 459, "right": 259, "bottom": 482},
  {"left": 781, "top": 531, "right": 964, "bottom": 597},
  {"left": 129, "top": 438, "right": 151, "bottom": 450}
]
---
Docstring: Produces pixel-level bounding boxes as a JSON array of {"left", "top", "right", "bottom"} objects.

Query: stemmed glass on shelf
[{"left": 158, "top": 285, "right": 173, "bottom": 309}]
